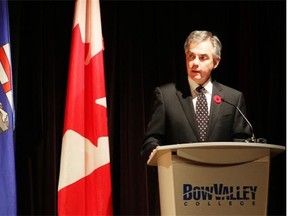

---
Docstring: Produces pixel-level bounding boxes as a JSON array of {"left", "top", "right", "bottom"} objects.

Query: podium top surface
[{"left": 147, "top": 142, "right": 285, "bottom": 166}]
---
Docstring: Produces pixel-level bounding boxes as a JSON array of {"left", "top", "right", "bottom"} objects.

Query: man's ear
[{"left": 213, "top": 57, "right": 221, "bottom": 69}]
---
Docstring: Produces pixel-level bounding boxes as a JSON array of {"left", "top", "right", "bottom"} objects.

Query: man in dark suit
[{"left": 141, "top": 30, "right": 251, "bottom": 159}]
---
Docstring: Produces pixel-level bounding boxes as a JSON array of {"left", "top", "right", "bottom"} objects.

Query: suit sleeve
[{"left": 141, "top": 87, "right": 166, "bottom": 159}]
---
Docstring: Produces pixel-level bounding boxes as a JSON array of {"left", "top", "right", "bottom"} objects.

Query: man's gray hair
[{"left": 184, "top": 30, "right": 222, "bottom": 59}]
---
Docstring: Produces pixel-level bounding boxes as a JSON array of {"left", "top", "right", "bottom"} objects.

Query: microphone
[{"left": 213, "top": 95, "right": 258, "bottom": 143}]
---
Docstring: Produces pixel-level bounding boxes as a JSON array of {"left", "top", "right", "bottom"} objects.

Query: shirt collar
[{"left": 188, "top": 76, "right": 213, "bottom": 96}]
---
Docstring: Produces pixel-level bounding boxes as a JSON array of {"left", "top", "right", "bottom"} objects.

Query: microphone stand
[{"left": 221, "top": 99, "right": 257, "bottom": 143}]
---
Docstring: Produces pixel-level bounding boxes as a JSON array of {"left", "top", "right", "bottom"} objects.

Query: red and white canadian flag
[{"left": 58, "top": 0, "right": 113, "bottom": 215}]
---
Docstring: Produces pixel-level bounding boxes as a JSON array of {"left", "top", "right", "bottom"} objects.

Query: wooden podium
[{"left": 147, "top": 142, "right": 285, "bottom": 215}]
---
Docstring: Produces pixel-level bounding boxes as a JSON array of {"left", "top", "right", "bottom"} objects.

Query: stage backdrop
[{"left": 8, "top": 1, "right": 285, "bottom": 215}]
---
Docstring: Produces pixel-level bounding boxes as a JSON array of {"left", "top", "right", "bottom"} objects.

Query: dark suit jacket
[{"left": 141, "top": 80, "right": 251, "bottom": 158}]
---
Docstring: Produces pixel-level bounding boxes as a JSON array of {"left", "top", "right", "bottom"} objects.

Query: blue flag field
[{"left": 0, "top": 0, "right": 17, "bottom": 215}]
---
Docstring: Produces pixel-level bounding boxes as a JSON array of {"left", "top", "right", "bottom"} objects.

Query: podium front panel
[{"left": 172, "top": 155, "right": 270, "bottom": 215}]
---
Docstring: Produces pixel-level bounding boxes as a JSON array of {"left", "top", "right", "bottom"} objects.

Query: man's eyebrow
[
  {"left": 199, "top": 53, "right": 208, "bottom": 56},
  {"left": 187, "top": 51, "right": 208, "bottom": 55}
]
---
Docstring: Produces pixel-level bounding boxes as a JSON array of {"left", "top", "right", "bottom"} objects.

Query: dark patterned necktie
[{"left": 196, "top": 85, "right": 209, "bottom": 142}]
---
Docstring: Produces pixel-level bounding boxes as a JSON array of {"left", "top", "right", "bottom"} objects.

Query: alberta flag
[
  {"left": 0, "top": 0, "right": 17, "bottom": 215},
  {"left": 58, "top": 0, "right": 113, "bottom": 215}
]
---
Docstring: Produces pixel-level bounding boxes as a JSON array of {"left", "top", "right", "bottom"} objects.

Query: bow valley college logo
[
  {"left": 0, "top": 102, "right": 9, "bottom": 133},
  {"left": 182, "top": 183, "right": 257, "bottom": 207}
]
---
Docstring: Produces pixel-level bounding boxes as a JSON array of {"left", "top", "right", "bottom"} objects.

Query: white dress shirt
[{"left": 188, "top": 76, "right": 212, "bottom": 115}]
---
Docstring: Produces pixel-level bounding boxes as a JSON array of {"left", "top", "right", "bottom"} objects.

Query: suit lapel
[
  {"left": 206, "top": 81, "right": 224, "bottom": 139},
  {"left": 176, "top": 87, "right": 201, "bottom": 141}
]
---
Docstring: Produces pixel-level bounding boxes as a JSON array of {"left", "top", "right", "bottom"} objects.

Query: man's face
[{"left": 186, "top": 39, "right": 220, "bottom": 84}]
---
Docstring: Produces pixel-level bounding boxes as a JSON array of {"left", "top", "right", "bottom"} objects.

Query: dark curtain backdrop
[{"left": 8, "top": 0, "right": 285, "bottom": 215}]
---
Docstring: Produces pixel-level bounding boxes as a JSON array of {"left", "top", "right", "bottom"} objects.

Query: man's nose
[{"left": 192, "top": 57, "right": 200, "bottom": 67}]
